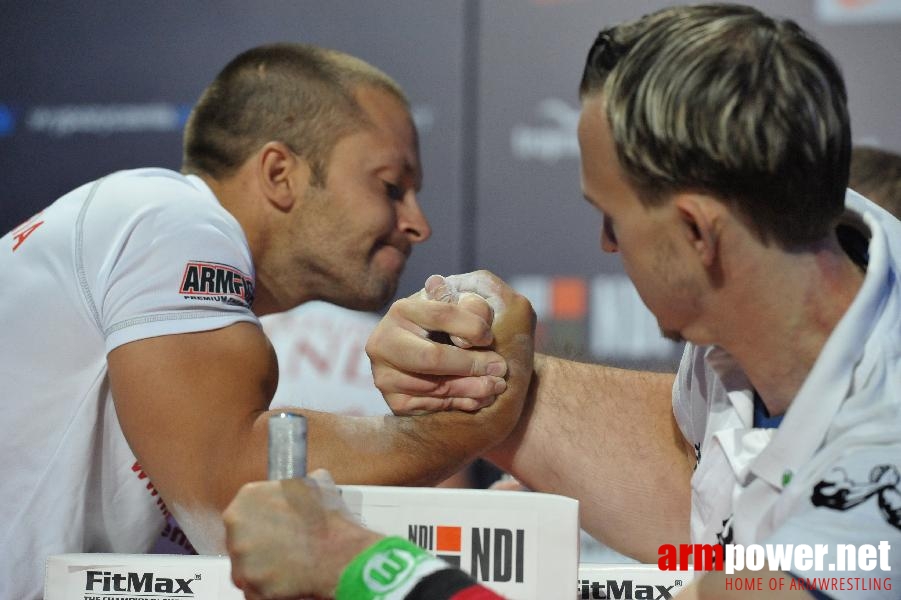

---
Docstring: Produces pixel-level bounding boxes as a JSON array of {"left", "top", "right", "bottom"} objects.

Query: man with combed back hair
[
  {"left": 0, "top": 43, "right": 529, "bottom": 600},
  {"left": 222, "top": 5, "right": 901, "bottom": 599}
]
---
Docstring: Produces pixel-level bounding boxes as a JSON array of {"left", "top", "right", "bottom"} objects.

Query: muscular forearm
[
  {"left": 166, "top": 402, "right": 523, "bottom": 553},
  {"left": 302, "top": 276, "right": 535, "bottom": 486},
  {"left": 111, "top": 321, "right": 524, "bottom": 554},
  {"left": 297, "top": 391, "right": 526, "bottom": 487},
  {"left": 485, "top": 353, "right": 692, "bottom": 561},
  {"left": 170, "top": 392, "right": 524, "bottom": 514}
]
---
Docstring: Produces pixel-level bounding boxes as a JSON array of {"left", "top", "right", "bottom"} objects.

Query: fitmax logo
[
  {"left": 85, "top": 570, "right": 198, "bottom": 594},
  {"left": 578, "top": 578, "right": 682, "bottom": 599},
  {"left": 409, "top": 524, "right": 525, "bottom": 583}
]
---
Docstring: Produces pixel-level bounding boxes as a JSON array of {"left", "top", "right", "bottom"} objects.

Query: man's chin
[
  {"left": 660, "top": 327, "right": 685, "bottom": 343},
  {"left": 346, "top": 276, "right": 398, "bottom": 312},
  {"left": 374, "top": 244, "right": 408, "bottom": 276}
]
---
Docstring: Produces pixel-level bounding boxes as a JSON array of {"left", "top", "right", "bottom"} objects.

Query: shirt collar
[{"left": 750, "top": 194, "right": 892, "bottom": 490}]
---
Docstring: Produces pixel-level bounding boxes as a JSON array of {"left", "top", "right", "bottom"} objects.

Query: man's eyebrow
[{"left": 401, "top": 160, "right": 423, "bottom": 191}]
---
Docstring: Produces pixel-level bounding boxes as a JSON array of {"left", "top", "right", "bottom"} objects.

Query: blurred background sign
[{"left": 2, "top": 0, "right": 899, "bottom": 368}]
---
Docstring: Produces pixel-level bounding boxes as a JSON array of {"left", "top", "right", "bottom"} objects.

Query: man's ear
[
  {"left": 673, "top": 193, "right": 720, "bottom": 268},
  {"left": 258, "top": 141, "right": 311, "bottom": 211}
]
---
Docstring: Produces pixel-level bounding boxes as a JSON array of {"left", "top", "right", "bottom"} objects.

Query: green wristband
[{"left": 336, "top": 536, "right": 449, "bottom": 600}]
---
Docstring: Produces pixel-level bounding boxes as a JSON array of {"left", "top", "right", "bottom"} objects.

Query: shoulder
[
  {"left": 90, "top": 168, "right": 233, "bottom": 225},
  {"left": 81, "top": 168, "right": 250, "bottom": 263}
]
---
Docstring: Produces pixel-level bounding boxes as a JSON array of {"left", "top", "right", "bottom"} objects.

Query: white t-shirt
[
  {"left": 674, "top": 191, "right": 901, "bottom": 597},
  {"left": 151, "top": 302, "right": 390, "bottom": 555},
  {"left": 0, "top": 168, "right": 258, "bottom": 599}
]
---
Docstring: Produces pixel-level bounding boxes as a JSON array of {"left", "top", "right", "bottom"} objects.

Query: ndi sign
[
  {"left": 590, "top": 275, "right": 676, "bottom": 360},
  {"left": 511, "top": 274, "right": 679, "bottom": 362}
]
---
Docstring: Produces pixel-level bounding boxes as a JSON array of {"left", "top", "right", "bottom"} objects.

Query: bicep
[{"left": 108, "top": 321, "right": 278, "bottom": 515}]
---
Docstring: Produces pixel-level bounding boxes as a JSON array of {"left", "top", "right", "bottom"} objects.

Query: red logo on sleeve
[{"left": 10, "top": 213, "right": 45, "bottom": 252}]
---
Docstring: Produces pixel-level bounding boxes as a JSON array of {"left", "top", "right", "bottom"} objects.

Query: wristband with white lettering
[{"left": 336, "top": 536, "right": 450, "bottom": 600}]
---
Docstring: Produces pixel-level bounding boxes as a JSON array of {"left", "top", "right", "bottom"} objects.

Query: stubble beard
[{"left": 338, "top": 265, "right": 399, "bottom": 312}]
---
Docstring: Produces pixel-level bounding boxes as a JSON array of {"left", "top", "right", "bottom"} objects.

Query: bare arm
[
  {"left": 483, "top": 354, "right": 693, "bottom": 561},
  {"left": 108, "top": 320, "right": 529, "bottom": 551},
  {"left": 367, "top": 272, "right": 692, "bottom": 562}
]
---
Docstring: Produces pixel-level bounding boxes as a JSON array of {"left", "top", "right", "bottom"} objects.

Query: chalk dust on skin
[
  {"left": 422, "top": 272, "right": 508, "bottom": 348},
  {"left": 170, "top": 501, "right": 227, "bottom": 554},
  {"left": 424, "top": 272, "right": 507, "bottom": 315}
]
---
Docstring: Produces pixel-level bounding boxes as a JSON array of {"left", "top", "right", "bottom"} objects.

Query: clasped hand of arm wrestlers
[
  {"left": 224, "top": 270, "right": 536, "bottom": 599},
  {"left": 368, "top": 271, "right": 536, "bottom": 416}
]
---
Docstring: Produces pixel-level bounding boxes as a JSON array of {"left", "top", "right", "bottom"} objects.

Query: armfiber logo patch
[{"left": 179, "top": 261, "right": 254, "bottom": 308}]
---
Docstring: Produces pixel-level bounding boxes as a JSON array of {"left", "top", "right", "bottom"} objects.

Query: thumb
[{"left": 309, "top": 469, "right": 354, "bottom": 517}]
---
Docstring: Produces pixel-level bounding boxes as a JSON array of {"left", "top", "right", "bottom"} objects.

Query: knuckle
[
  {"left": 369, "top": 367, "right": 388, "bottom": 389},
  {"left": 419, "top": 343, "right": 446, "bottom": 370},
  {"left": 392, "top": 297, "right": 412, "bottom": 312},
  {"left": 429, "top": 377, "right": 452, "bottom": 397},
  {"left": 456, "top": 397, "right": 477, "bottom": 411},
  {"left": 427, "top": 301, "right": 454, "bottom": 325},
  {"left": 390, "top": 395, "right": 420, "bottom": 415}
]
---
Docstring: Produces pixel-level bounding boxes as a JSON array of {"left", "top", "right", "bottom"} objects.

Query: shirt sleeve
[{"left": 77, "top": 171, "right": 259, "bottom": 353}]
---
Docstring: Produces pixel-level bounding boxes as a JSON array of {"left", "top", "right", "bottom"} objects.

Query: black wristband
[{"left": 406, "top": 568, "right": 481, "bottom": 600}]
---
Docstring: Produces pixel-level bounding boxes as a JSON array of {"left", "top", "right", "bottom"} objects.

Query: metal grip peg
[{"left": 267, "top": 412, "right": 307, "bottom": 480}]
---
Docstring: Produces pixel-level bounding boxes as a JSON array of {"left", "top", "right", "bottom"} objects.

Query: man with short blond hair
[{"left": 1, "top": 43, "right": 525, "bottom": 599}]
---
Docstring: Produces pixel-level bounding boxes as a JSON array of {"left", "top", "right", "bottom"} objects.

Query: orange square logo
[
  {"left": 551, "top": 277, "right": 587, "bottom": 319},
  {"left": 436, "top": 526, "right": 462, "bottom": 552}
]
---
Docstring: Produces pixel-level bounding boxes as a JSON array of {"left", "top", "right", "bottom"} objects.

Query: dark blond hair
[{"left": 580, "top": 4, "right": 851, "bottom": 247}]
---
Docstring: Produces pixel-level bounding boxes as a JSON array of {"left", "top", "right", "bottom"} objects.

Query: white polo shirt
[
  {"left": 673, "top": 191, "right": 901, "bottom": 597},
  {"left": 0, "top": 168, "right": 258, "bottom": 599}
]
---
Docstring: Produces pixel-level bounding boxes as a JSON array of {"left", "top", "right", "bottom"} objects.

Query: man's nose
[{"left": 398, "top": 192, "right": 431, "bottom": 243}]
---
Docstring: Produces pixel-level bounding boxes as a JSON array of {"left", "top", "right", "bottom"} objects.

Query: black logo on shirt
[
  {"left": 179, "top": 261, "right": 254, "bottom": 308},
  {"left": 716, "top": 515, "right": 734, "bottom": 548},
  {"left": 811, "top": 465, "right": 901, "bottom": 530}
]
